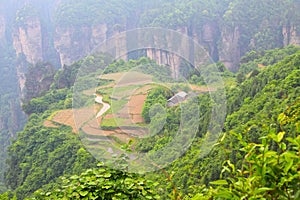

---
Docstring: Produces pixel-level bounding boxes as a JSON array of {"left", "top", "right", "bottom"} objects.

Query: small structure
[{"left": 167, "top": 91, "right": 188, "bottom": 107}]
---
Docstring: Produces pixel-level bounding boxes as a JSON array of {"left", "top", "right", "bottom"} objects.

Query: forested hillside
[
  {"left": 0, "top": 46, "right": 298, "bottom": 199},
  {"left": 0, "top": 33, "right": 26, "bottom": 193}
]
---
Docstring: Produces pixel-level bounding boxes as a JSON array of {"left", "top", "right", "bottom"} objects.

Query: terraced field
[{"left": 44, "top": 71, "right": 211, "bottom": 158}]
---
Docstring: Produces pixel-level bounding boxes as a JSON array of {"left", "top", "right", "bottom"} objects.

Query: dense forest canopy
[{"left": 0, "top": 0, "right": 299, "bottom": 199}]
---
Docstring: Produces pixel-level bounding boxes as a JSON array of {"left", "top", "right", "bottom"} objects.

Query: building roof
[
  {"left": 176, "top": 91, "right": 188, "bottom": 98},
  {"left": 167, "top": 91, "right": 188, "bottom": 106}
]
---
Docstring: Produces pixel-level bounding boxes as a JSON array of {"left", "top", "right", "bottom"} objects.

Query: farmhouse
[{"left": 167, "top": 91, "right": 188, "bottom": 107}]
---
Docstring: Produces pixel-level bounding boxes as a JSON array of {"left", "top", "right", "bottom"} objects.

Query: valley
[{"left": 0, "top": 1, "right": 299, "bottom": 199}]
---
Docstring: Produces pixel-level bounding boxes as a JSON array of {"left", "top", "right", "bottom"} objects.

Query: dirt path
[{"left": 95, "top": 95, "right": 110, "bottom": 118}]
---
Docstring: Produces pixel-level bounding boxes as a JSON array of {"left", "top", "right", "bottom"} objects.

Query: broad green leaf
[
  {"left": 209, "top": 180, "right": 228, "bottom": 185},
  {"left": 284, "top": 159, "right": 294, "bottom": 174},
  {"left": 254, "top": 187, "right": 273, "bottom": 194},
  {"left": 79, "top": 191, "right": 89, "bottom": 197},
  {"left": 277, "top": 132, "right": 285, "bottom": 143},
  {"left": 104, "top": 173, "right": 111, "bottom": 178}
]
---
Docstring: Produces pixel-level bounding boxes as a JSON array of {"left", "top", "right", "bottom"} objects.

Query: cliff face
[
  {"left": 13, "top": 17, "right": 43, "bottom": 64},
  {"left": 54, "top": 23, "right": 110, "bottom": 66},
  {"left": 283, "top": 24, "right": 300, "bottom": 47},
  {"left": 12, "top": 17, "right": 241, "bottom": 78},
  {"left": 145, "top": 23, "right": 238, "bottom": 76},
  {"left": 219, "top": 26, "right": 241, "bottom": 72},
  {"left": 6, "top": 3, "right": 300, "bottom": 80}
]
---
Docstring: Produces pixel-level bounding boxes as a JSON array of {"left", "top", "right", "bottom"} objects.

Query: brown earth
[
  {"left": 43, "top": 120, "right": 59, "bottom": 128},
  {"left": 190, "top": 85, "right": 216, "bottom": 92},
  {"left": 118, "top": 85, "right": 152, "bottom": 124},
  {"left": 44, "top": 106, "right": 98, "bottom": 133},
  {"left": 49, "top": 109, "right": 77, "bottom": 132},
  {"left": 45, "top": 79, "right": 152, "bottom": 143},
  {"left": 128, "top": 85, "right": 152, "bottom": 123},
  {"left": 128, "top": 94, "right": 147, "bottom": 123}
]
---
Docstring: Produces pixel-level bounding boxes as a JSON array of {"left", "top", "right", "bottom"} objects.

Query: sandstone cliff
[
  {"left": 54, "top": 24, "right": 108, "bottom": 66},
  {"left": 6, "top": 2, "right": 300, "bottom": 83},
  {"left": 283, "top": 24, "right": 300, "bottom": 47},
  {"left": 13, "top": 17, "right": 43, "bottom": 64}
]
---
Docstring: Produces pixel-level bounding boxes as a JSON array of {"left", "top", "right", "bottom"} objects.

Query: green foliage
[
  {"left": 0, "top": 190, "right": 17, "bottom": 200},
  {"left": 55, "top": 0, "right": 108, "bottom": 26},
  {"left": 0, "top": 43, "right": 26, "bottom": 191},
  {"left": 239, "top": 45, "right": 300, "bottom": 76},
  {"left": 103, "top": 57, "right": 172, "bottom": 82},
  {"left": 140, "top": 0, "right": 228, "bottom": 29},
  {"left": 1, "top": 0, "right": 300, "bottom": 198},
  {"left": 53, "top": 53, "right": 112, "bottom": 92},
  {"left": 138, "top": 0, "right": 299, "bottom": 53},
  {"left": 52, "top": 63, "right": 81, "bottom": 89},
  {"left": 188, "top": 132, "right": 300, "bottom": 199},
  {"left": 203, "top": 127, "right": 300, "bottom": 199},
  {"left": 3, "top": 45, "right": 300, "bottom": 199},
  {"left": 185, "top": 94, "right": 300, "bottom": 200},
  {"left": 142, "top": 86, "right": 172, "bottom": 123},
  {"left": 144, "top": 49, "right": 300, "bottom": 198},
  {"left": 32, "top": 163, "right": 160, "bottom": 200},
  {"left": 4, "top": 58, "right": 102, "bottom": 198},
  {"left": 23, "top": 89, "right": 71, "bottom": 115},
  {"left": 5, "top": 114, "right": 96, "bottom": 199}
]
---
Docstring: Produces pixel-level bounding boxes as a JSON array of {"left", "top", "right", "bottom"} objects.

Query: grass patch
[
  {"left": 107, "top": 135, "right": 126, "bottom": 145},
  {"left": 101, "top": 71, "right": 152, "bottom": 83},
  {"left": 47, "top": 110, "right": 59, "bottom": 121},
  {"left": 111, "top": 85, "right": 140, "bottom": 99},
  {"left": 110, "top": 99, "right": 127, "bottom": 113},
  {"left": 101, "top": 118, "right": 127, "bottom": 128}
]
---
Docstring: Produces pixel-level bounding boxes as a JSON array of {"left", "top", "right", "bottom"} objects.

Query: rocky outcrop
[
  {"left": 219, "top": 26, "right": 241, "bottom": 72},
  {"left": 143, "top": 27, "right": 191, "bottom": 79},
  {"left": 200, "top": 22, "right": 220, "bottom": 62},
  {"left": 54, "top": 23, "right": 109, "bottom": 66},
  {"left": 23, "top": 62, "right": 56, "bottom": 102},
  {"left": 16, "top": 64, "right": 26, "bottom": 94},
  {"left": 142, "top": 22, "right": 239, "bottom": 77},
  {"left": 12, "top": 17, "right": 43, "bottom": 63},
  {"left": 146, "top": 49, "right": 181, "bottom": 79},
  {"left": 92, "top": 24, "right": 108, "bottom": 47},
  {"left": 111, "top": 29, "right": 127, "bottom": 61},
  {"left": 283, "top": 24, "right": 300, "bottom": 47}
]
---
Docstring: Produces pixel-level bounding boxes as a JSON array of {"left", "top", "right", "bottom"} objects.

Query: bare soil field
[
  {"left": 43, "top": 120, "right": 59, "bottom": 128},
  {"left": 113, "top": 85, "right": 152, "bottom": 124},
  {"left": 44, "top": 106, "right": 97, "bottom": 133},
  {"left": 190, "top": 85, "right": 216, "bottom": 92},
  {"left": 128, "top": 94, "right": 147, "bottom": 123},
  {"left": 127, "top": 85, "right": 152, "bottom": 123},
  {"left": 49, "top": 109, "right": 77, "bottom": 132}
]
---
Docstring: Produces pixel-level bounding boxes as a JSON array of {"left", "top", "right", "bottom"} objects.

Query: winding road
[{"left": 95, "top": 95, "right": 111, "bottom": 118}]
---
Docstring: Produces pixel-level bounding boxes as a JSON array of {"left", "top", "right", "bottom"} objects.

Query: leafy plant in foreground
[{"left": 32, "top": 162, "right": 160, "bottom": 200}]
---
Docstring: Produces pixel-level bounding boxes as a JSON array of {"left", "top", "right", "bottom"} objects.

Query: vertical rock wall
[
  {"left": 6, "top": 2, "right": 300, "bottom": 80},
  {"left": 219, "top": 26, "right": 241, "bottom": 72},
  {"left": 12, "top": 17, "right": 43, "bottom": 63}
]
